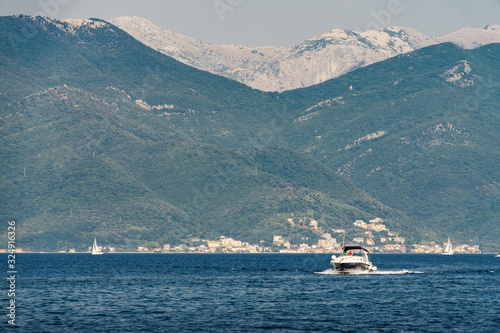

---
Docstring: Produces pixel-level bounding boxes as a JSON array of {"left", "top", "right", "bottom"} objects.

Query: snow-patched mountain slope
[
  {"left": 441, "top": 25, "right": 500, "bottom": 49},
  {"left": 111, "top": 16, "right": 500, "bottom": 92}
]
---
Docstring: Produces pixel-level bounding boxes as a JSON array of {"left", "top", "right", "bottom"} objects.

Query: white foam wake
[{"left": 315, "top": 269, "right": 423, "bottom": 275}]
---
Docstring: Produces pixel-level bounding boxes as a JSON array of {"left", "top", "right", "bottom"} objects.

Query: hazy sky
[{"left": 1, "top": 0, "right": 499, "bottom": 47}]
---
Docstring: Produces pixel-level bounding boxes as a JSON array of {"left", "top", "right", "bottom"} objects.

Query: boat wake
[
  {"left": 316, "top": 269, "right": 423, "bottom": 275},
  {"left": 371, "top": 269, "right": 423, "bottom": 275}
]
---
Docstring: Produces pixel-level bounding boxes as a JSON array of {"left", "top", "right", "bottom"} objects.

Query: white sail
[
  {"left": 442, "top": 237, "right": 453, "bottom": 255},
  {"left": 92, "top": 238, "right": 103, "bottom": 255}
]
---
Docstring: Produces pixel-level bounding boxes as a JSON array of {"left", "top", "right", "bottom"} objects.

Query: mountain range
[
  {"left": 111, "top": 16, "right": 500, "bottom": 92},
  {"left": 1, "top": 15, "right": 499, "bottom": 251}
]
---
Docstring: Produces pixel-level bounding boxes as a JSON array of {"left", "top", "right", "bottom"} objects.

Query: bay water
[{"left": 4, "top": 253, "right": 500, "bottom": 332}]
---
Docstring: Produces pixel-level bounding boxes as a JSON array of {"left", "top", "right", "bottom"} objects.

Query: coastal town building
[
  {"left": 273, "top": 235, "right": 285, "bottom": 245},
  {"left": 366, "top": 223, "right": 387, "bottom": 232},
  {"left": 394, "top": 237, "right": 406, "bottom": 244},
  {"left": 32, "top": 218, "right": 479, "bottom": 254},
  {"left": 207, "top": 241, "right": 221, "bottom": 250},
  {"left": 353, "top": 220, "right": 367, "bottom": 228},
  {"left": 353, "top": 237, "right": 364, "bottom": 243},
  {"left": 411, "top": 243, "right": 481, "bottom": 254}
]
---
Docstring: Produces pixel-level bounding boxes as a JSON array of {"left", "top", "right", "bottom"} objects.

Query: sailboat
[
  {"left": 92, "top": 238, "right": 103, "bottom": 255},
  {"left": 442, "top": 237, "right": 453, "bottom": 255}
]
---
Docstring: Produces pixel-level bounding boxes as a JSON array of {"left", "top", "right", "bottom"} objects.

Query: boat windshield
[{"left": 343, "top": 249, "right": 368, "bottom": 257}]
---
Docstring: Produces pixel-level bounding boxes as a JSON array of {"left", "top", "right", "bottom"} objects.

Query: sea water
[{"left": 3, "top": 253, "right": 499, "bottom": 332}]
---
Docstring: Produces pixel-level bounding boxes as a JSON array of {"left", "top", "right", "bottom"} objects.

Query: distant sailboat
[
  {"left": 442, "top": 237, "right": 453, "bottom": 255},
  {"left": 92, "top": 238, "right": 103, "bottom": 255}
]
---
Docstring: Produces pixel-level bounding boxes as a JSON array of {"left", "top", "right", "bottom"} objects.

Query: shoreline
[{"left": 2, "top": 252, "right": 493, "bottom": 255}]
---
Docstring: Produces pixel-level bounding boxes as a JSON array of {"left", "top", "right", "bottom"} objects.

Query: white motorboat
[
  {"left": 330, "top": 245, "right": 377, "bottom": 273},
  {"left": 92, "top": 238, "right": 103, "bottom": 255},
  {"left": 442, "top": 237, "right": 453, "bottom": 255}
]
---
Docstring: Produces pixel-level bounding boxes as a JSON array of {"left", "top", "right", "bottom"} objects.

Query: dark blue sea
[{"left": 3, "top": 253, "right": 500, "bottom": 332}]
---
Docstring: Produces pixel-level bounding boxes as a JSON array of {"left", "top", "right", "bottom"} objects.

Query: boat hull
[{"left": 332, "top": 262, "right": 374, "bottom": 273}]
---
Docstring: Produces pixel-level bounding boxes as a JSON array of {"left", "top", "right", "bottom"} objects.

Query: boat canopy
[{"left": 342, "top": 245, "right": 370, "bottom": 253}]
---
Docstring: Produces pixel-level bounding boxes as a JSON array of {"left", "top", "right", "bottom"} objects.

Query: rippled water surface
[{"left": 4, "top": 253, "right": 500, "bottom": 332}]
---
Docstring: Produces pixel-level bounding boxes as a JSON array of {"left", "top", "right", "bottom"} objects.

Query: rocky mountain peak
[{"left": 111, "top": 16, "right": 499, "bottom": 92}]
